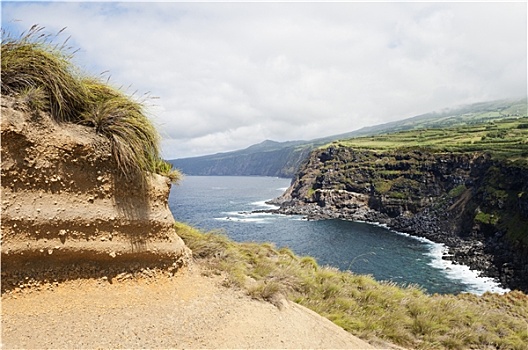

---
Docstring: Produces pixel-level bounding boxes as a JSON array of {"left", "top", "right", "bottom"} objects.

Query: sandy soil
[{"left": 1, "top": 263, "right": 384, "bottom": 349}]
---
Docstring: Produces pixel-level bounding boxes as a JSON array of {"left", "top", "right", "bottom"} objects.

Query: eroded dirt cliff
[{"left": 1, "top": 96, "right": 190, "bottom": 291}]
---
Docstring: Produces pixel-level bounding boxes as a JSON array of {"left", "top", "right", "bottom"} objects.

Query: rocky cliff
[
  {"left": 1, "top": 96, "right": 190, "bottom": 292},
  {"left": 272, "top": 145, "right": 528, "bottom": 292}
]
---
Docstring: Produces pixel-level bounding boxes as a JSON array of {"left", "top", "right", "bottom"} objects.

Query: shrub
[{"left": 448, "top": 184, "right": 467, "bottom": 198}]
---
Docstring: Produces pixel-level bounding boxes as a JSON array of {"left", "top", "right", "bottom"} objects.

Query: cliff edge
[
  {"left": 1, "top": 96, "right": 190, "bottom": 291},
  {"left": 272, "top": 122, "right": 528, "bottom": 292}
]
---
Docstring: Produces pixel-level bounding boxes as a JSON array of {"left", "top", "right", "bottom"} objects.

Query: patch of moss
[
  {"left": 448, "top": 184, "right": 467, "bottom": 198},
  {"left": 373, "top": 180, "right": 392, "bottom": 194},
  {"left": 474, "top": 211, "right": 500, "bottom": 225}
]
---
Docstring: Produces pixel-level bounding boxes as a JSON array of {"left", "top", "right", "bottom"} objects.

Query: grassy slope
[{"left": 176, "top": 222, "right": 528, "bottom": 350}]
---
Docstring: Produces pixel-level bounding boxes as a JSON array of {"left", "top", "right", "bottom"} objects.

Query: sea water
[{"left": 169, "top": 176, "right": 508, "bottom": 295}]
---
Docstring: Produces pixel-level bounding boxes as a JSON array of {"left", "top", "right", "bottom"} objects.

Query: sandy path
[{"left": 2, "top": 264, "right": 379, "bottom": 349}]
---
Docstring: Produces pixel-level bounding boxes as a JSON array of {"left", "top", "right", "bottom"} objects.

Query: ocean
[{"left": 169, "top": 176, "right": 508, "bottom": 295}]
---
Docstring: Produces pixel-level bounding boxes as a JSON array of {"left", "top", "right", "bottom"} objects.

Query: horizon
[{"left": 2, "top": 1, "right": 526, "bottom": 159}]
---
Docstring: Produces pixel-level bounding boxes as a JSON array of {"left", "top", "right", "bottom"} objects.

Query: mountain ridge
[{"left": 169, "top": 97, "right": 527, "bottom": 177}]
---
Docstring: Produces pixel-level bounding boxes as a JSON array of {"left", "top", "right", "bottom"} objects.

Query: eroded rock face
[
  {"left": 273, "top": 145, "right": 528, "bottom": 292},
  {"left": 1, "top": 96, "right": 190, "bottom": 291}
]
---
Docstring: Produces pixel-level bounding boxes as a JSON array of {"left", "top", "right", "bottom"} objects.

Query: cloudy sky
[{"left": 2, "top": 1, "right": 527, "bottom": 159}]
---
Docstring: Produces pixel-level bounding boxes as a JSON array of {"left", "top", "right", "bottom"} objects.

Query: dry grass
[
  {"left": 176, "top": 222, "right": 528, "bottom": 350},
  {"left": 1, "top": 25, "right": 88, "bottom": 122},
  {"left": 1, "top": 25, "right": 179, "bottom": 183}
]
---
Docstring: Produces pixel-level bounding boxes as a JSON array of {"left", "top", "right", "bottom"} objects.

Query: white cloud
[{"left": 2, "top": 1, "right": 526, "bottom": 159}]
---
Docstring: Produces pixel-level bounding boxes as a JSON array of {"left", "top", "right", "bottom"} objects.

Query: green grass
[
  {"left": 1, "top": 25, "right": 88, "bottom": 122},
  {"left": 1, "top": 25, "right": 180, "bottom": 183},
  {"left": 176, "top": 222, "right": 528, "bottom": 350},
  {"left": 328, "top": 117, "right": 528, "bottom": 162}
]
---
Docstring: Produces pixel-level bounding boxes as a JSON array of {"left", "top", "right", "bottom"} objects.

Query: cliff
[
  {"left": 272, "top": 120, "right": 528, "bottom": 292},
  {"left": 1, "top": 96, "right": 190, "bottom": 291},
  {"left": 170, "top": 140, "right": 313, "bottom": 178}
]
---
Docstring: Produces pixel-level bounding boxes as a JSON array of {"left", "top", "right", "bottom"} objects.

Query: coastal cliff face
[
  {"left": 1, "top": 97, "right": 190, "bottom": 291},
  {"left": 170, "top": 142, "right": 313, "bottom": 178},
  {"left": 273, "top": 145, "right": 528, "bottom": 292}
]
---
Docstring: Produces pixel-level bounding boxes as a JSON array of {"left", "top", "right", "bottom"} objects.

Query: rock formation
[
  {"left": 1, "top": 96, "right": 190, "bottom": 291},
  {"left": 271, "top": 145, "right": 528, "bottom": 292}
]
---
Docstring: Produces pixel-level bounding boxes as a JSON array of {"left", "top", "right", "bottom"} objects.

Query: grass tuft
[
  {"left": 80, "top": 80, "right": 160, "bottom": 181},
  {"left": 1, "top": 25, "right": 178, "bottom": 183},
  {"left": 1, "top": 25, "right": 88, "bottom": 122}
]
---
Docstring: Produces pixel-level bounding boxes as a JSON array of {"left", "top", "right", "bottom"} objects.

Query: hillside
[
  {"left": 170, "top": 97, "right": 527, "bottom": 177},
  {"left": 271, "top": 117, "right": 528, "bottom": 292},
  {"left": 170, "top": 139, "right": 313, "bottom": 178}
]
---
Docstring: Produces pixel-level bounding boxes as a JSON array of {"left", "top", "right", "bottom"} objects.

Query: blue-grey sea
[{"left": 169, "top": 176, "right": 508, "bottom": 295}]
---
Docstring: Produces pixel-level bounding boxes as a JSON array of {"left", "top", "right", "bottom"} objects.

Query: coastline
[{"left": 259, "top": 202, "right": 512, "bottom": 294}]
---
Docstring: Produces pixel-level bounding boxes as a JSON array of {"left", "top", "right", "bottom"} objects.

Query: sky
[{"left": 2, "top": 1, "right": 527, "bottom": 159}]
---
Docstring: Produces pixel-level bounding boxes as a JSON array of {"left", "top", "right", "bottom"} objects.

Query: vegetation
[
  {"left": 1, "top": 25, "right": 180, "bottom": 182},
  {"left": 171, "top": 97, "right": 526, "bottom": 178},
  {"left": 176, "top": 222, "right": 528, "bottom": 350},
  {"left": 328, "top": 117, "right": 528, "bottom": 162}
]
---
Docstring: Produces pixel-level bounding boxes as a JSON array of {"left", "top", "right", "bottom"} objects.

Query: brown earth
[
  {"left": 1, "top": 262, "right": 385, "bottom": 349},
  {"left": 1, "top": 96, "right": 190, "bottom": 292}
]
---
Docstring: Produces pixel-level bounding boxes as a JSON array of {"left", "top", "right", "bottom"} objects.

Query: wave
[
  {"left": 214, "top": 210, "right": 279, "bottom": 224},
  {"left": 356, "top": 220, "right": 509, "bottom": 295},
  {"left": 426, "top": 243, "right": 510, "bottom": 295},
  {"left": 214, "top": 216, "right": 272, "bottom": 224},
  {"left": 250, "top": 200, "right": 279, "bottom": 209}
]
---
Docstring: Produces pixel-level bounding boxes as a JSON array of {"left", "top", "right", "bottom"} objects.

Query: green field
[{"left": 330, "top": 117, "right": 528, "bottom": 162}]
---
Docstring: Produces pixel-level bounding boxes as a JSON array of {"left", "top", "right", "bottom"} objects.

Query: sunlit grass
[
  {"left": 1, "top": 25, "right": 179, "bottom": 182},
  {"left": 176, "top": 222, "right": 528, "bottom": 349},
  {"left": 330, "top": 117, "right": 528, "bottom": 161}
]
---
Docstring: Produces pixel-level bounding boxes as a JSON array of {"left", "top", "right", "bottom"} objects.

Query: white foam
[
  {"left": 425, "top": 242, "right": 510, "bottom": 295},
  {"left": 250, "top": 200, "right": 278, "bottom": 209},
  {"left": 357, "top": 221, "right": 510, "bottom": 295},
  {"left": 214, "top": 216, "right": 271, "bottom": 224}
]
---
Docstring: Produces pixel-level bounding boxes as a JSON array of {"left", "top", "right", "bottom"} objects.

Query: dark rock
[{"left": 272, "top": 147, "right": 528, "bottom": 293}]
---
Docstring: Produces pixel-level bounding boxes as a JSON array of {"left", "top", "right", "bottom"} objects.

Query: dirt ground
[{"left": 1, "top": 262, "right": 386, "bottom": 349}]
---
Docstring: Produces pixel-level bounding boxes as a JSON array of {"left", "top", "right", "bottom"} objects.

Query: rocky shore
[
  {"left": 262, "top": 146, "right": 528, "bottom": 293},
  {"left": 265, "top": 199, "right": 511, "bottom": 290}
]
